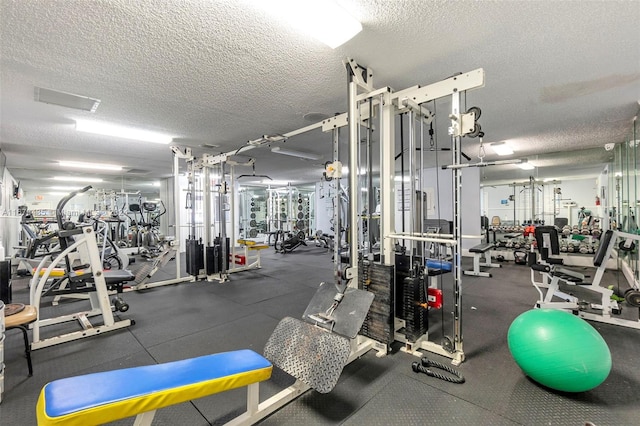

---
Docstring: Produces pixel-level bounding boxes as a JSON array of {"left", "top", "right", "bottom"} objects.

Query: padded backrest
[
  {"left": 481, "top": 216, "right": 489, "bottom": 228},
  {"left": 534, "top": 226, "right": 560, "bottom": 261},
  {"left": 593, "top": 229, "right": 615, "bottom": 267},
  {"left": 129, "top": 204, "right": 141, "bottom": 212}
]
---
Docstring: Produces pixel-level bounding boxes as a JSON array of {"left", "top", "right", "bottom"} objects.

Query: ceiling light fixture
[
  {"left": 518, "top": 162, "right": 535, "bottom": 170},
  {"left": 59, "top": 160, "right": 122, "bottom": 171},
  {"left": 48, "top": 191, "right": 84, "bottom": 197},
  {"left": 50, "top": 185, "right": 83, "bottom": 191},
  {"left": 255, "top": 0, "right": 362, "bottom": 48},
  {"left": 75, "top": 119, "right": 173, "bottom": 144},
  {"left": 490, "top": 142, "right": 514, "bottom": 156},
  {"left": 53, "top": 176, "right": 103, "bottom": 183},
  {"left": 271, "top": 146, "right": 321, "bottom": 161}
]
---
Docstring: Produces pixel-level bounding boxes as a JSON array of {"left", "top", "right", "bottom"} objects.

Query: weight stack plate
[
  {"left": 358, "top": 261, "right": 394, "bottom": 345},
  {"left": 185, "top": 238, "right": 204, "bottom": 276},
  {"left": 205, "top": 245, "right": 218, "bottom": 275},
  {"left": 402, "top": 276, "right": 428, "bottom": 342}
]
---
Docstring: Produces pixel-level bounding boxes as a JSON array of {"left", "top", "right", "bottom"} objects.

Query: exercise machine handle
[
  {"left": 56, "top": 185, "right": 93, "bottom": 229},
  {"left": 531, "top": 264, "right": 550, "bottom": 273}
]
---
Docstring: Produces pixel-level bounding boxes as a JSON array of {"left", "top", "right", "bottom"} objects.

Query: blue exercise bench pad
[{"left": 36, "top": 349, "right": 272, "bottom": 426}]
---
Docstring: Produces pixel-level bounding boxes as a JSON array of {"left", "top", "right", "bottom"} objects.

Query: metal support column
[
  {"left": 379, "top": 92, "right": 395, "bottom": 265},
  {"left": 347, "top": 64, "right": 359, "bottom": 285},
  {"left": 451, "top": 91, "right": 464, "bottom": 359}
]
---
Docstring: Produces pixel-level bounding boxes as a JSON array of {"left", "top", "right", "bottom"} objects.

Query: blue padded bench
[
  {"left": 464, "top": 243, "right": 500, "bottom": 278},
  {"left": 36, "top": 349, "right": 272, "bottom": 425}
]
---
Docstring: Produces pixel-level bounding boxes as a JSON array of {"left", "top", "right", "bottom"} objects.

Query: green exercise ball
[{"left": 507, "top": 309, "right": 611, "bottom": 392}]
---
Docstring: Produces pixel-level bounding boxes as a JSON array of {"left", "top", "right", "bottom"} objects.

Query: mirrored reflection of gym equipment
[
  {"left": 507, "top": 177, "right": 546, "bottom": 226},
  {"left": 266, "top": 186, "right": 314, "bottom": 253},
  {"left": 239, "top": 186, "right": 268, "bottom": 240}
]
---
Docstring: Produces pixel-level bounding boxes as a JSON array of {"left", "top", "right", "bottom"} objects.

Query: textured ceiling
[{"left": 1, "top": 0, "right": 639, "bottom": 197}]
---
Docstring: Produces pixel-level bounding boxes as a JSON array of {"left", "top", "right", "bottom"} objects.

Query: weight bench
[
  {"left": 232, "top": 239, "right": 269, "bottom": 271},
  {"left": 464, "top": 243, "right": 500, "bottom": 277},
  {"left": 36, "top": 349, "right": 272, "bottom": 426}
]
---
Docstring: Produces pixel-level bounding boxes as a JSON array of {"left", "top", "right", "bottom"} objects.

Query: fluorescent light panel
[
  {"left": 75, "top": 119, "right": 173, "bottom": 144},
  {"left": 518, "top": 162, "right": 535, "bottom": 170},
  {"left": 48, "top": 192, "right": 84, "bottom": 197},
  {"left": 255, "top": 0, "right": 362, "bottom": 48},
  {"left": 50, "top": 185, "right": 83, "bottom": 190},
  {"left": 490, "top": 142, "right": 514, "bottom": 156},
  {"left": 59, "top": 160, "right": 122, "bottom": 171},
  {"left": 53, "top": 176, "right": 103, "bottom": 183},
  {"left": 271, "top": 147, "right": 321, "bottom": 160}
]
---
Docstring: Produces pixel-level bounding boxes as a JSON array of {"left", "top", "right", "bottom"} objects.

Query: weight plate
[
  {"left": 298, "top": 198, "right": 303, "bottom": 204},
  {"left": 297, "top": 231, "right": 305, "bottom": 240},
  {"left": 280, "top": 213, "right": 287, "bottom": 220},
  {"left": 441, "top": 336, "right": 455, "bottom": 353},
  {"left": 298, "top": 205, "right": 303, "bottom": 211},
  {"left": 250, "top": 213, "right": 256, "bottom": 219},
  {"left": 297, "top": 220, "right": 305, "bottom": 228},
  {"left": 251, "top": 207, "right": 255, "bottom": 212},
  {"left": 249, "top": 229, "right": 258, "bottom": 238},
  {"left": 625, "top": 289, "right": 640, "bottom": 308},
  {"left": 298, "top": 212, "right": 304, "bottom": 219},
  {"left": 250, "top": 220, "right": 257, "bottom": 227},
  {"left": 251, "top": 202, "right": 255, "bottom": 206}
]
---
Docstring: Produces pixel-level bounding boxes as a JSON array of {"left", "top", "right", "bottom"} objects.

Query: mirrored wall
[{"left": 610, "top": 116, "right": 639, "bottom": 282}]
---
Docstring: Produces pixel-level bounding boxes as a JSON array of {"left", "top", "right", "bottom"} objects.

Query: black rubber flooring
[{"left": 1, "top": 245, "right": 639, "bottom": 425}]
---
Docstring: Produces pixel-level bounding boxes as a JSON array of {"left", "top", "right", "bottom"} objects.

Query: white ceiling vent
[{"left": 34, "top": 87, "right": 101, "bottom": 112}]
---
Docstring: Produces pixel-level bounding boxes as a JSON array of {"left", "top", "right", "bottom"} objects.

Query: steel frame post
[
  {"left": 347, "top": 69, "right": 359, "bottom": 285},
  {"left": 450, "top": 91, "right": 464, "bottom": 360},
  {"left": 379, "top": 91, "right": 395, "bottom": 265}
]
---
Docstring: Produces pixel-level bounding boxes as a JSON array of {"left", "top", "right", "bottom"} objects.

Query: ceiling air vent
[{"left": 34, "top": 87, "right": 101, "bottom": 112}]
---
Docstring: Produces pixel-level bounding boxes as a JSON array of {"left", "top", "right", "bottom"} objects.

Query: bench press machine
[
  {"left": 531, "top": 226, "right": 640, "bottom": 329},
  {"left": 29, "top": 225, "right": 135, "bottom": 350},
  {"left": 463, "top": 242, "right": 500, "bottom": 277},
  {"left": 28, "top": 187, "right": 135, "bottom": 350}
]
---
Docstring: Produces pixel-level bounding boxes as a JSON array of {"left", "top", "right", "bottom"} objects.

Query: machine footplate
[
  {"left": 302, "top": 282, "right": 374, "bottom": 339},
  {"left": 264, "top": 317, "right": 351, "bottom": 393}
]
